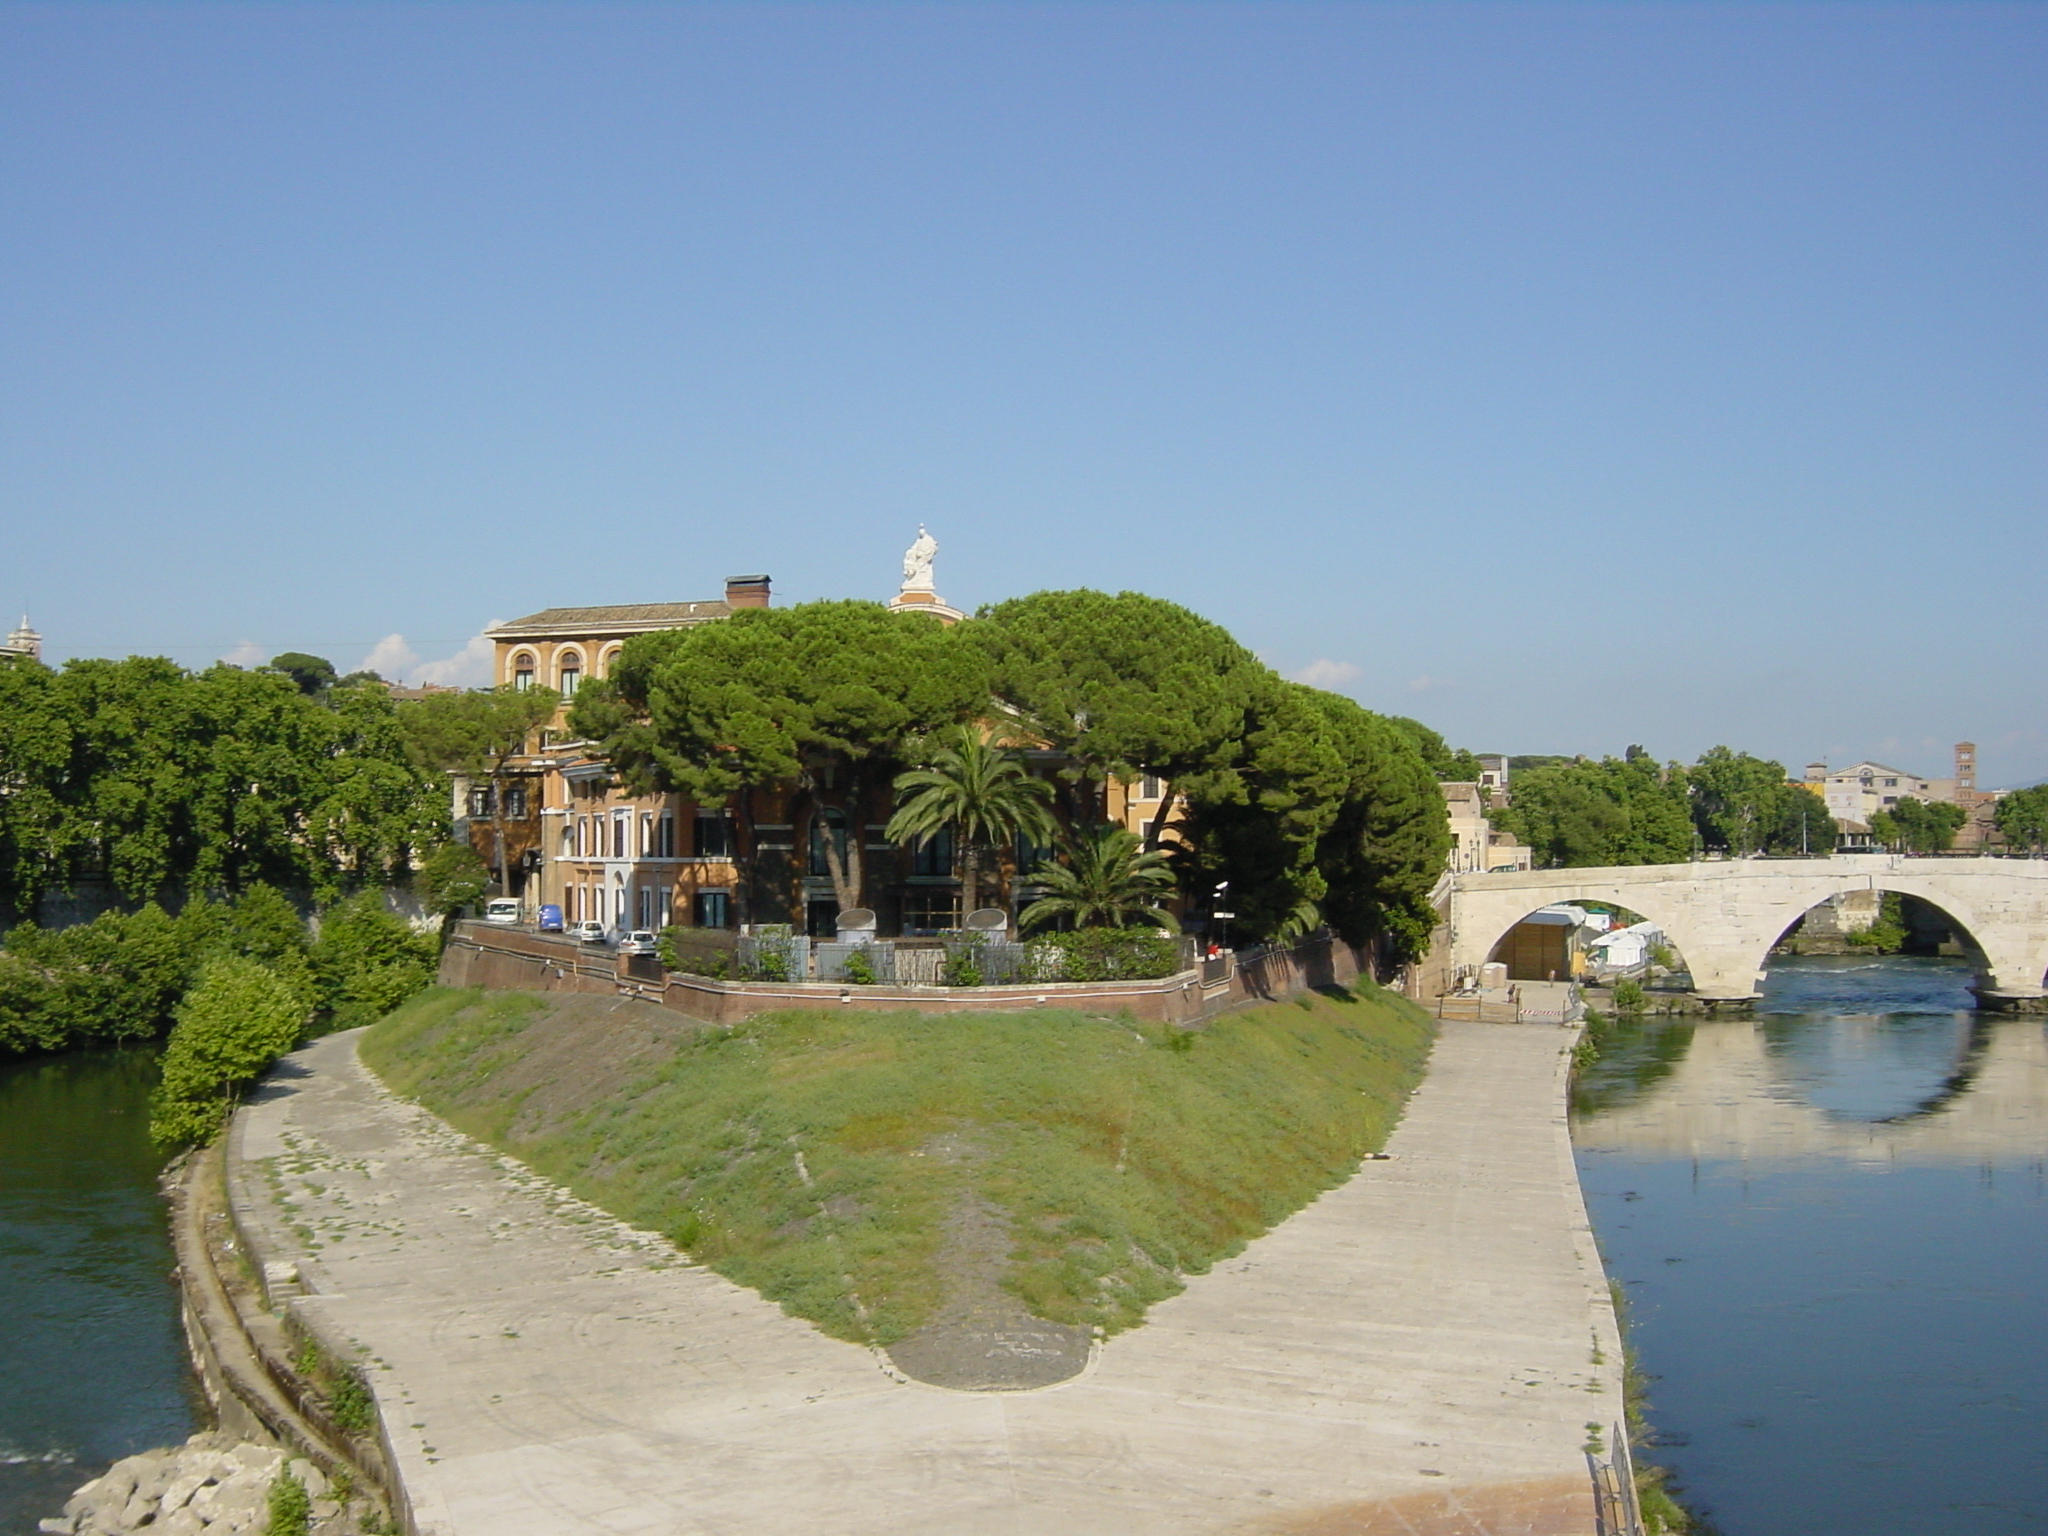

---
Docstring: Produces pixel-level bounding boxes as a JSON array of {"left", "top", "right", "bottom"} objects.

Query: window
[
  {"left": 1884, "top": 778, "right": 1898, "bottom": 787},
  {"left": 640, "top": 812, "right": 654, "bottom": 856},
  {"left": 635, "top": 887, "right": 652, "bottom": 929},
  {"left": 695, "top": 812, "right": 734, "bottom": 858},
  {"left": 600, "top": 647, "right": 621, "bottom": 679},
  {"left": 657, "top": 814, "right": 676, "bottom": 858},
  {"left": 1141, "top": 774, "right": 1162, "bottom": 800},
  {"left": 612, "top": 812, "right": 628, "bottom": 858},
  {"left": 901, "top": 889, "right": 959, "bottom": 933},
  {"left": 468, "top": 787, "right": 494, "bottom": 818},
  {"left": 504, "top": 786, "right": 528, "bottom": 819},
  {"left": 558, "top": 652, "right": 582, "bottom": 696},
  {"left": 1015, "top": 827, "right": 1054, "bottom": 874},
  {"left": 809, "top": 807, "right": 849, "bottom": 877},
  {"left": 575, "top": 816, "right": 588, "bottom": 858},
  {"left": 695, "top": 889, "right": 730, "bottom": 928},
  {"left": 910, "top": 830, "right": 955, "bottom": 877},
  {"left": 512, "top": 653, "right": 535, "bottom": 690}
]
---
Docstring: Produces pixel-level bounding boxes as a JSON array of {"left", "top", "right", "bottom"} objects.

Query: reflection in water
[
  {"left": 0, "top": 1050, "right": 197, "bottom": 1536},
  {"left": 1574, "top": 956, "right": 2048, "bottom": 1536}
]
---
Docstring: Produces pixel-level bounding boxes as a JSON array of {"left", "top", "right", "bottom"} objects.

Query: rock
[
  {"left": 118, "top": 1492, "right": 157, "bottom": 1528},
  {"left": 157, "top": 1464, "right": 218, "bottom": 1513},
  {"left": 153, "top": 1511, "right": 206, "bottom": 1536},
  {"left": 37, "top": 1518, "right": 74, "bottom": 1535},
  {"left": 288, "top": 1458, "right": 331, "bottom": 1499},
  {"left": 228, "top": 1443, "right": 282, "bottom": 1477},
  {"left": 310, "top": 1498, "right": 342, "bottom": 1520}
]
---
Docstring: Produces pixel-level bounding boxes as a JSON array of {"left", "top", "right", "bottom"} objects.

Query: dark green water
[
  {"left": 1575, "top": 955, "right": 2048, "bottom": 1534},
  {"left": 0, "top": 1049, "right": 198, "bottom": 1535}
]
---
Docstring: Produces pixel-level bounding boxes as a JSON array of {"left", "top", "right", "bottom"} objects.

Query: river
[
  {"left": 0, "top": 1049, "right": 197, "bottom": 1536},
  {"left": 1573, "top": 954, "right": 2048, "bottom": 1535}
]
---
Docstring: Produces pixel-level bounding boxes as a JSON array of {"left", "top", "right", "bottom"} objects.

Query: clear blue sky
[{"left": 4, "top": 3, "right": 2042, "bottom": 784}]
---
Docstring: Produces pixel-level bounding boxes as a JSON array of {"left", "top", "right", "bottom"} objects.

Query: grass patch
[{"left": 363, "top": 983, "right": 1433, "bottom": 1343}]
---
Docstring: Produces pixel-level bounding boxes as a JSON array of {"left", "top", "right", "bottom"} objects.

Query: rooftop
[{"left": 488, "top": 601, "right": 731, "bottom": 637}]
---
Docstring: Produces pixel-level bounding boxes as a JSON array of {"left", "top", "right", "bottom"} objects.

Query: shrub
[
  {"left": 418, "top": 842, "right": 490, "bottom": 916},
  {"left": 747, "top": 950, "right": 791, "bottom": 983},
  {"left": 266, "top": 1467, "right": 311, "bottom": 1536},
  {"left": 309, "top": 892, "right": 439, "bottom": 1027},
  {"left": 1611, "top": 978, "right": 1646, "bottom": 1013},
  {"left": 150, "top": 956, "right": 312, "bottom": 1147},
  {"left": 842, "top": 948, "right": 878, "bottom": 986},
  {"left": 942, "top": 953, "right": 983, "bottom": 988},
  {"left": 1031, "top": 927, "right": 1181, "bottom": 982}
]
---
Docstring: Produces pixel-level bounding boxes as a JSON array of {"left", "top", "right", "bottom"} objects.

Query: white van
[{"left": 483, "top": 898, "right": 523, "bottom": 925}]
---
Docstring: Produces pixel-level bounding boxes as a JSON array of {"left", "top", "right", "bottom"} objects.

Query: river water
[
  {"left": 1574, "top": 954, "right": 2048, "bottom": 1535},
  {"left": 0, "top": 1049, "right": 197, "bottom": 1536}
]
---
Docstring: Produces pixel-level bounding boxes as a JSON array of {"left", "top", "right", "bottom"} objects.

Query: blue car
[{"left": 536, "top": 903, "right": 565, "bottom": 933}]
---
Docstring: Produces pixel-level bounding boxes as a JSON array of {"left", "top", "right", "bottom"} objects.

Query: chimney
[{"left": 724, "top": 574, "right": 771, "bottom": 610}]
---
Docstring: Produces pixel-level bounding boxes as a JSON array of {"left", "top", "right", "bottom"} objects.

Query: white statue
[{"left": 901, "top": 525, "right": 938, "bottom": 591}]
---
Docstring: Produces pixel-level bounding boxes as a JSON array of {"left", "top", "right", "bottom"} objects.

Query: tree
[
  {"left": 398, "top": 686, "right": 560, "bottom": 899},
  {"left": 1492, "top": 755, "right": 1693, "bottom": 868},
  {"left": 1021, "top": 824, "right": 1179, "bottom": 932},
  {"left": 1689, "top": 747, "right": 1796, "bottom": 856},
  {"left": 266, "top": 652, "right": 337, "bottom": 698},
  {"left": 572, "top": 602, "right": 988, "bottom": 920},
  {"left": 308, "top": 891, "right": 439, "bottom": 1027},
  {"left": 1384, "top": 716, "right": 1485, "bottom": 782},
  {"left": 1871, "top": 796, "right": 1966, "bottom": 854},
  {"left": 886, "top": 729, "right": 1057, "bottom": 917},
  {"left": 419, "top": 842, "right": 491, "bottom": 917},
  {"left": 971, "top": 590, "right": 1270, "bottom": 836},
  {"left": 149, "top": 956, "right": 311, "bottom": 1147},
  {"left": 1994, "top": 784, "right": 2048, "bottom": 854}
]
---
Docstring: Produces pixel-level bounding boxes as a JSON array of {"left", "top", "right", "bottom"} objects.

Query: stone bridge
[{"left": 1446, "top": 855, "right": 2048, "bottom": 1005}]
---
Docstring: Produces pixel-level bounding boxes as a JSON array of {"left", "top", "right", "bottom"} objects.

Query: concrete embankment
[{"left": 224, "top": 1017, "right": 1625, "bottom": 1536}]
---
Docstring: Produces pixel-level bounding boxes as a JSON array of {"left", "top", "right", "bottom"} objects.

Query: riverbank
[{"left": 216, "top": 999, "right": 1625, "bottom": 1535}]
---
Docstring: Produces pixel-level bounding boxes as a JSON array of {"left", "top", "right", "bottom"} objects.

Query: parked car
[
  {"left": 618, "top": 930, "right": 660, "bottom": 956},
  {"left": 483, "top": 898, "right": 522, "bottom": 925},
  {"left": 536, "top": 904, "right": 564, "bottom": 933},
  {"left": 570, "top": 920, "right": 610, "bottom": 945}
]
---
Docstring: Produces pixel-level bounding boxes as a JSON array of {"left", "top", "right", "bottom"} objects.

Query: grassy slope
[{"left": 361, "top": 985, "right": 1434, "bottom": 1344}]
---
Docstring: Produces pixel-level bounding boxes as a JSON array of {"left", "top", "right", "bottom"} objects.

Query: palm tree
[
  {"left": 886, "top": 730, "right": 1058, "bottom": 921},
  {"left": 1020, "top": 823, "right": 1180, "bottom": 933}
]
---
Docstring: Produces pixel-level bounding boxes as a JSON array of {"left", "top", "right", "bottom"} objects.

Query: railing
[
  {"left": 1589, "top": 1421, "right": 1645, "bottom": 1536},
  {"left": 739, "top": 934, "right": 1116, "bottom": 986}
]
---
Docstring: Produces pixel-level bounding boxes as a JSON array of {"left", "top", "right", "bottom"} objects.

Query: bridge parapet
[{"left": 1446, "top": 856, "right": 2048, "bottom": 1006}]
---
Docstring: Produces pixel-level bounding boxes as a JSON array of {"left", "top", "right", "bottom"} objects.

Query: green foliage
[
  {"left": 941, "top": 952, "right": 984, "bottom": 987},
  {"left": 1384, "top": 716, "right": 1485, "bottom": 782},
  {"left": 1020, "top": 824, "right": 1179, "bottom": 932},
  {"left": 1846, "top": 892, "right": 1909, "bottom": 952},
  {"left": 266, "top": 652, "right": 337, "bottom": 699},
  {"left": 1611, "top": 978, "right": 1646, "bottom": 1013},
  {"left": 328, "top": 1366, "right": 376, "bottom": 1435},
  {"left": 1870, "top": 795, "right": 1967, "bottom": 854},
  {"left": 265, "top": 1467, "right": 312, "bottom": 1536},
  {"left": 150, "top": 956, "right": 312, "bottom": 1147},
  {"left": 842, "top": 948, "right": 878, "bottom": 985},
  {"left": 363, "top": 983, "right": 1434, "bottom": 1342},
  {"left": 1493, "top": 755, "right": 1694, "bottom": 868},
  {"left": 888, "top": 729, "right": 1057, "bottom": 916},
  {"left": 418, "top": 842, "right": 491, "bottom": 915},
  {"left": 308, "top": 892, "right": 439, "bottom": 1028},
  {"left": 1993, "top": 784, "right": 2048, "bottom": 854},
  {"left": 0, "top": 655, "right": 442, "bottom": 917},
  {"left": 1032, "top": 926, "right": 1181, "bottom": 981},
  {"left": 746, "top": 949, "right": 791, "bottom": 983},
  {"left": 1689, "top": 746, "right": 1814, "bottom": 856}
]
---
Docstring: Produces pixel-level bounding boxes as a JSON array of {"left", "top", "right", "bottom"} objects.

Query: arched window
[
  {"left": 557, "top": 651, "right": 582, "bottom": 696},
  {"left": 600, "top": 645, "right": 622, "bottom": 679},
  {"left": 512, "top": 652, "right": 536, "bottom": 690}
]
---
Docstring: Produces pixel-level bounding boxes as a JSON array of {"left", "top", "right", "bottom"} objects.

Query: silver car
[{"left": 617, "top": 930, "right": 661, "bottom": 956}]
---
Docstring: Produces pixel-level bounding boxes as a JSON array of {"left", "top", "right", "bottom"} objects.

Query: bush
[
  {"left": 842, "top": 948, "right": 878, "bottom": 985},
  {"left": 942, "top": 953, "right": 983, "bottom": 988},
  {"left": 266, "top": 1467, "right": 311, "bottom": 1536},
  {"left": 1612, "top": 978, "right": 1646, "bottom": 1013},
  {"left": 418, "top": 842, "right": 490, "bottom": 916},
  {"left": 746, "top": 950, "right": 791, "bottom": 983},
  {"left": 150, "top": 956, "right": 313, "bottom": 1147},
  {"left": 310, "top": 892, "right": 439, "bottom": 1027},
  {"left": 1031, "top": 927, "right": 1181, "bottom": 982}
]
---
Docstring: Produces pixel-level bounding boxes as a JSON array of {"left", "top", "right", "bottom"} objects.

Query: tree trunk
[
  {"left": 488, "top": 769, "right": 511, "bottom": 899},
  {"left": 961, "top": 839, "right": 979, "bottom": 922}
]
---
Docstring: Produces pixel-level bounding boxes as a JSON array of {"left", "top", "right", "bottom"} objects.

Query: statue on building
[
  {"left": 1, "top": 616, "right": 40, "bottom": 663},
  {"left": 901, "top": 525, "right": 938, "bottom": 592}
]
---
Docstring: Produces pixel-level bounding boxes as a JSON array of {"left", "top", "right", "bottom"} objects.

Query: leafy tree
[
  {"left": 1774, "top": 788, "right": 1836, "bottom": 857},
  {"left": 573, "top": 602, "right": 988, "bottom": 920},
  {"left": 266, "top": 652, "right": 337, "bottom": 697},
  {"left": 419, "top": 842, "right": 491, "bottom": 917},
  {"left": 1689, "top": 747, "right": 1797, "bottom": 856},
  {"left": 149, "top": 956, "right": 311, "bottom": 1147},
  {"left": 1870, "top": 796, "right": 1967, "bottom": 854},
  {"left": 308, "top": 891, "right": 439, "bottom": 1028},
  {"left": 1021, "top": 824, "right": 1179, "bottom": 932},
  {"left": 1493, "top": 755, "right": 1692, "bottom": 868},
  {"left": 398, "top": 685, "right": 560, "bottom": 899},
  {"left": 1385, "top": 716, "right": 1485, "bottom": 782},
  {"left": 1994, "top": 784, "right": 2048, "bottom": 854},
  {"left": 887, "top": 730, "right": 1057, "bottom": 917},
  {"left": 972, "top": 590, "right": 1269, "bottom": 834}
]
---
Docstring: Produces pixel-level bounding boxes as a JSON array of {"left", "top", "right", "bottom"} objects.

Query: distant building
[
  {"left": 0, "top": 616, "right": 42, "bottom": 663},
  {"left": 1441, "top": 782, "right": 1532, "bottom": 874},
  {"left": 1474, "top": 754, "right": 1509, "bottom": 801}
]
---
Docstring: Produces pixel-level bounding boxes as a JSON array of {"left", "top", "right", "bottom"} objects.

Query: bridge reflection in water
[{"left": 1570, "top": 954, "right": 2048, "bottom": 1536}]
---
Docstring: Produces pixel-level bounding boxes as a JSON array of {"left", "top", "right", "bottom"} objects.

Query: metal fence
[{"left": 736, "top": 933, "right": 1144, "bottom": 986}]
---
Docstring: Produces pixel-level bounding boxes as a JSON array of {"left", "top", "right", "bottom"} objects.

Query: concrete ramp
[{"left": 229, "top": 1020, "right": 1621, "bottom": 1535}]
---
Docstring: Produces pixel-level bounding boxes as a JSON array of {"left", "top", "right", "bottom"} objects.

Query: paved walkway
[{"left": 229, "top": 1021, "right": 1622, "bottom": 1536}]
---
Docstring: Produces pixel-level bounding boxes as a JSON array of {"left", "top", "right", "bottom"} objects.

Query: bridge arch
[{"left": 1447, "top": 857, "right": 2048, "bottom": 1006}]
